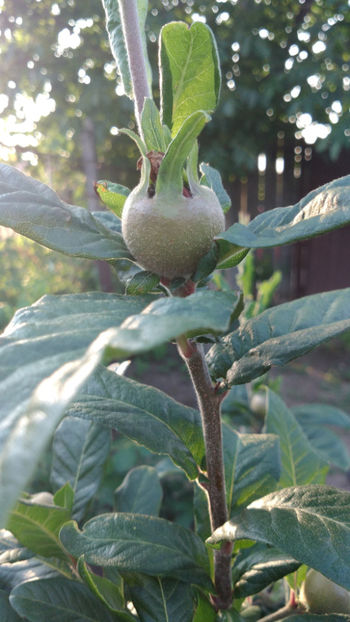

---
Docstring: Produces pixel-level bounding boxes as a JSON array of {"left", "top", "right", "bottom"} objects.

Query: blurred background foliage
[
  {"left": 0, "top": 0, "right": 349, "bottom": 192},
  {"left": 0, "top": 0, "right": 349, "bottom": 319}
]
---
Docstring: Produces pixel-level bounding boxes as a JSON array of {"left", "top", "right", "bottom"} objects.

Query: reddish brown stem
[{"left": 178, "top": 341, "right": 233, "bottom": 610}]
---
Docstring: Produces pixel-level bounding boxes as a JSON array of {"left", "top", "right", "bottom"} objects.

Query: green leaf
[
  {"left": 0, "top": 288, "right": 238, "bottom": 526},
  {"left": 265, "top": 390, "right": 327, "bottom": 487},
  {"left": 193, "top": 483, "right": 211, "bottom": 540},
  {"left": 0, "top": 556, "right": 61, "bottom": 591},
  {"left": 119, "top": 127, "right": 148, "bottom": 158},
  {"left": 50, "top": 417, "right": 111, "bottom": 521},
  {"left": 192, "top": 593, "right": 216, "bottom": 622},
  {"left": 0, "top": 533, "right": 33, "bottom": 565},
  {"left": 0, "top": 164, "right": 131, "bottom": 261},
  {"left": 156, "top": 111, "right": 210, "bottom": 198},
  {"left": 0, "top": 590, "right": 22, "bottom": 621},
  {"left": 91, "top": 210, "right": 122, "bottom": 234},
  {"left": 288, "top": 616, "right": 350, "bottom": 622},
  {"left": 293, "top": 404, "right": 350, "bottom": 430},
  {"left": 223, "top": 424, "right": 281, "bottom": 513},
  {"left": 0, "top": 292, "right": 152, "bottom": 527},
  {"left": 286, "top": 564, "right": 308, "bottom": 591},
  {"left": 10, "top": 577, "right": 123, "bottom": 622},
  {"left": 207, "top": 288, "right": 350, "bottom": 386},
  {"left": 208, "top": 485, "right": 350, "bottom": 590},
  {"left": 94, "top": 180, "right": 130, "bottom": 218},
  {"left": 66, "top": 365, "right": 203, "bottom": 480},
  {"left": 217, "top": 246, "right": 250, "bottom": 271},
  {"left": 53, "top": 483, "right": 75, "bottom": 513},
  {"left": 115, "top": 466, "right": 163, "bottom": 516},
  {"left": 125, "top": 270, "right": 160, "bottom": 295},
  {"left": 231, "top": 543, "right": 300, "bottom": 598},
  {"left": 160, "top": 21, "right": 221, "bottom": 135},
  {"left": 200, "top": 163, "right": 231, "bottom": 213},
  {"left": 101, "top": 0, "right": 151, "bottom": 99},
  {"left": 60, "top": 513, "right": 211, "bottom": 588},
  {"left": 125, "top": 574, "right": 195, "bottom": 622},
  {"left": 141, "top": 98, "right": 168, "bottom": 152},
  {"left": 0, "top": 531, "right": 73, "bottom": 589},
  {"left": 293, "top": 404, "right": 350, "bottom": 470},
  {"left": 6, "top": 493, "right": 71, "bottom": 560},
  {"left": 192, "top": 243, "right": 219, "bottom": 283},
  {"left": 102, "top": 289, "right": 242, "bottom": 358},
  {"left": 216, "top": 175, "right": 350, "bottom": 266},
  {"left": 78, "top": 559, "right": 133, "bottom": 618}
]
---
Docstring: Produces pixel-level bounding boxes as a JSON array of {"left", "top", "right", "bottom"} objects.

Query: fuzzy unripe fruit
[
  {"left": 241, "top": 605, "right": 261, "bottom": 621},
  {"left": 250, "top": 391, "right": 267, "bottom": 417},
  {"left": 300, "top": 569, "right": 350, "bottom": 614},
  {"left": 121, "top": 185, "right": 225, "bottom": 279}
]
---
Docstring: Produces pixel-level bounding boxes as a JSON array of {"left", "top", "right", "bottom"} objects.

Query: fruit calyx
[{"left": 121, "top": 111, "right": 225, "bottom": 279}]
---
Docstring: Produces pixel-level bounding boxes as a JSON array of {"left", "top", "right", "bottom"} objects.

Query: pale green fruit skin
[
  {"left": 121, "top": 186, "right": 225, "bottom": 279},
  {"left": 250, "top": 391, "right": 266, "bottom": 417},
  {"left": 300, "top": 569, "right": 350, "bottom": 614}
]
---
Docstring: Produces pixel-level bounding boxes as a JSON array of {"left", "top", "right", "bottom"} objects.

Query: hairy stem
[
  {"left": 178, "top": 340, "right": 233, "bottom": 610},
  {"left": 118, "top": 0, "right": 151, "bottom": 136}
]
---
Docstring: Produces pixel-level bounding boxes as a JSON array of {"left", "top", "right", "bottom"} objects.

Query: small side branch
[{"left": 178, "top": 340, "right": 233, "bottom": 610}]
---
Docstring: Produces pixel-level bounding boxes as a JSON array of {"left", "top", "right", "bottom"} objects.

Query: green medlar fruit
[
  {"left": 300, "top": 569, "right": 350, "bottom": 614},
  {"left": 122, "top": 184, "right": 225, "bottom": 279}
]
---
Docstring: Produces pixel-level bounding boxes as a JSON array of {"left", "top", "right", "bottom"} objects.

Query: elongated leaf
[
  {"left": 10, "top": 577, "right": 125, "bottom": 622},
  {"left": 1, "top": 287, "right": 237, "bottom": 523},
  {"left": 6, "top": 494, "right": 70, "bottom": 560},
  {"left": 156, "top": 111, "right": 210, "bottom": 197},
  {"left": 60, "top": 513, "right": 211, "bottom": 588},
  {"left": 192, "top": 593, "right": 216, "bottom": 622},
  {"left": 50, "top": 417, "right": 111, "bottom": 520},
  {"left": 101, "top": 289, "right": 241, "bottom": 358},
  {"left": 200, "top": 163, "right": 231, "bottom": 213},
  {"left": 126, "top": 270, "right": 160, "bottom": 295},
  {"left": 208, "top": 485, "right": 350, "bottom": 590},
  {"left": 0, "top": 590, "right": 22, "bottom": 621},
  {"left": 232, "top": 543, "right": 300, "bottom": 598},
  {"left": 207, "top": 288, "right": 350, "bottom": 386},
  {"left": 223, "top": 425, "right": 280, "bottom": 513},
  {"left": 193, "top": 483, "right": 211, "bottom": 540},
  {"left": 0, "top": 555, "right": 66, "bottom": 591},
  {"left": 78, "top": 559, "right": 132, "bottom": 618},
  {"left": 293, "top": 404, "right": 350, "bottom": 470},
  {"left": 265, "top": 390, "right": 327, "bottom": 487},
  {"left": 293, "top": 404, "right": 350, "bottom": 430},
  {"left": 0, "top": 164, "right": 131, "bottom": 261},
  {"left": 0, "top": 292, "right": 151, "bottom": 527},
  {"left": 0, "top": 529, "right": 73, "bottom": 588},
  {"left": 141, "top": 98, "right": 168, "bottom": 152},
  {"left": 115, "top": 466, "right": 162, "bottom": 516},
  {"left": 94, "top": 180, "right": 130, "bottom": 218},
  {"left": 160, "top": 21, "right": 220, "bottom": 134},
  {"left": 216, "top": 175, "right": 350, "bottom": 267},
  {"left": 91, "top": 210, "right": 122, "bottom": 234},
  {"left": 125, "top": 574, "right": 194, "bottom": 622},
  {"left": 101, "top": 0, "right": 151, "bottom": 98},
  {"left": 0, "top": 529, "right": 33, "bottom": 564},
  {"left": 67, "top": 366, "right": 203, "bottom": 480},
  {"left": 53, "top": 483, "right": 74, "bottom": 514}
]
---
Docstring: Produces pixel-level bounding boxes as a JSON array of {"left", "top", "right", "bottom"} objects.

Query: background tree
[{"left": 0, "top": 0, "right": 349, "bottom": 192}]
